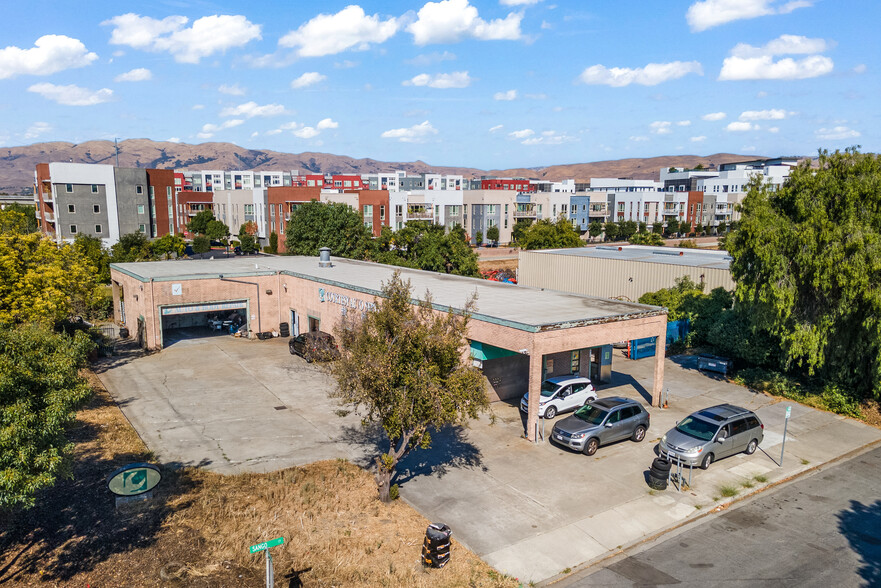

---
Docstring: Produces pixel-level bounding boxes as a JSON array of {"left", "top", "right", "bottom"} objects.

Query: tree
[
  {"left": 110, "top": 232, "right": 155, "bottom": 263},
  {"left": 694, "top": 163, "right": 705, "bottom": 171},
  {"left": 629, "top": 232, "right": 665, "bottom": 246},
  {"left": 717, "top": 221, "right": 728, "bottom": 234},
  {"left": 694, "top": 222, "right": 704, "bottom": 236},
  {"left": 372, "top": 222, "right": 479, "bottom": 277},
  {"left": 206, "top": 219, "right": 230, "bottom": 242},
  {"left": 72, "top": 234, "right": 111, "bottom": 284},
  {"left": 192, "top": 235, "right": 210, "bottom": 255},
  {"left": 618, "top": 220, "right": 638, "bottom": 242},
  {"left": 0, "top": 207, "right": 38, "bottom": 234},
  {"left": 239, "top": 233, "right": 258, "bottom": 253},
  {"left": 519, "top": 217, "right": 581, "bottom": 250},
  {"left": 151, "top": 234, "right": 186, "bottom": 260},
  {"left": 0, "top": 325, "right": 94, "bottom": 509},
  {"left": 187, "top": 210, "right": 214, "bottom": 235},
  {"left": 475, "top": 230, "right": 483, "bottom": 245},
  {"left": 728, "top": 148, "right": 881, "bottom": 399},
  {"left": 651, "top": 222, "right": 664, "bottom": 235},
  {"left": 329, "top": 272, "right": 487, "bottom": 502},
  {"left": 666, "top": 218, "right": 680, "bottom": 237},
  {"left": 638, "top": 221, "right": 647, "bottom": 234},
  {"left": 511, "top": 219, "right": 533, "bottom": 244},
  {"left": 239, "top": 221, "right": 258, "bottom": 237},
  {"left": 0, "top": 233, "right": 100, "bottom": 325},
  {"left": 603, "top": 221, "right": 620, "bottom": 242},
  {"left": 268, "top": 231, "right": 279, "bottom": 254},
  {"left": 680, "top": 221, "right": 692, "bottom": 236},
  {"left": 285, "top": 201, "right": 373, "bottom": 258},
  {"left": 588, "top": 221, "right": 603, "bottom": 240},
  {"left": 486, "top": 225, "right": 500, "bottom": 244}
]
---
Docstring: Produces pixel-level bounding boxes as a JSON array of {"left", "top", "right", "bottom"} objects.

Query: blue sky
[{"left": 0, "top": 0, "right": 876, "bottom": 169}]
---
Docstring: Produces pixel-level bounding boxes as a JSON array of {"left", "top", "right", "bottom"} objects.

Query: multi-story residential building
[
  {"left": 362, "top": 171, "right": 405, "bottom": 191},
  {"left": 569, "top": 191, "right": 610, "bottom": 231},
  {"left": 694, "top": 161, "right": 795, "bottom": 227},
  {"left": 175, "top": 190, "right": 215, "bottom": 235},
  {"left": 468, "top": 177, "right": 533, "bottom": 192},
  {"left": 589, "top": 178, "right": 665, "bottom": 226},
  {"left": 213, "top": 188, "right": 267, "bottom": 239}
]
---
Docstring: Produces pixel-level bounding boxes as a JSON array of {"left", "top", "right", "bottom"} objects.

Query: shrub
[{"left": 389, "top": 484, "right": 400, "bottom": 500}]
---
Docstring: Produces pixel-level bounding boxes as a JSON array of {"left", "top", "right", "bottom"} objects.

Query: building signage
[
  {"left": 318, "top": 288, "right": 376, "bottom": 312},
  {"left": 107, "top": 463, "right": 162, "bottom": 496},
  {"left": 161, "top": 301, "right": 247, "bottom": 315}
]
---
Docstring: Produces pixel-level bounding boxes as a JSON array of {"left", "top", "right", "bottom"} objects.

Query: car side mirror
[
  {"left": 605, "top": 422, "right": 613, "bottom": 428},
  {"left": 717, "top": 436, "right": 726, "bottom": 443}
]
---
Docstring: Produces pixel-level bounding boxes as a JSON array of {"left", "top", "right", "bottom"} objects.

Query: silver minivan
[{"left": 659, "top": 404, "right": 764, "bottom": 469}]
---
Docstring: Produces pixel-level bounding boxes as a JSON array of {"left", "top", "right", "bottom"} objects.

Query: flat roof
[
  {"left": 526, "top": 245, "right": 731, "bottom": 270},
  {"left": 111, "top": 256, "right": 665, "bottom": 332}
]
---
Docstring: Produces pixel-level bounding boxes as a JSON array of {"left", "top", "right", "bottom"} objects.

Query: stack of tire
[
  {"left": 421, "top": 523, "right": 452, "bottom": 568},
  {"left": 648, "top": 457, "right": 671, "bottom": 490},
  {"left": 279, "top": 322, "right": 290, "bottom": 338}
]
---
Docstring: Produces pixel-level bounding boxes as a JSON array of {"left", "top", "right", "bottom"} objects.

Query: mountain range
[{"left": 0, "top": 139, "right": 762, "bottom": 194}]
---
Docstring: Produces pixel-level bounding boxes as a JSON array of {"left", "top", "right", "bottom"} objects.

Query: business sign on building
[{"left": 318, "top": 288, "right": 377, "bottom": 312}]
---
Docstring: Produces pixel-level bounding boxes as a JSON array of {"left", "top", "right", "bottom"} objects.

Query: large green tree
[
  {"left": 0, "top": 325, "right": 94, "bottom": 509},
  {"left": 588, "top": 221, "right": 603, "bottom": 240},
  {"left": 0, "top": 207, "right": 38, "bottom": 234},
  {"left": 72, "top": 234, "right": 111, "bottom": 284},
  {"left": 110, "top": 232, "right": 155, "bottom": 263},
  {"left": 285, "top": 201, "right": 373, "bottom": 258},
  {"left": 373, "top": 222, "right": 479, "bottom": 277},
  {"left": 329, "top": 272, "right": 487, "bottom": 502},
  {"left": 186, "top": 210, "right": 214, "bottom": 235},
  {"left": 151, "top": 234, "right": 186, "bottom": 260},
  {"left": 511, "top": 219, "right": 533, "bottom": 244},
  {"left": 518, "top": 217, "right": 582, "bottom": 250},
  {"left": 603, "top": 221, "right": 620, "bottom": 241},
  {"left": 728, "top": 148, "right": 881, "bottom": 399},
  {"left": 486, "top": 225, "right": 500, "bottom": 244}
]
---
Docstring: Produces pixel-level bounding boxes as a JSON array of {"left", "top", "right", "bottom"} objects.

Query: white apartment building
[
  {"left": 590, "top": 178, "right": 665, "bottom": 225},
  {"left": 213, "top": 188, "right": 267, "bottom": 239},
  {"left": 695, "top": 163, "right": 794, "bottom": 226}
]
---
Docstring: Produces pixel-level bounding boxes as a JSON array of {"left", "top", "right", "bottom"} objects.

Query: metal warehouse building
[
  {"left": 110, "top": 255, "right": 668, "bottom": 442},
  {"left": 518, "top": 245, "right": 735, "bottom": 302}
]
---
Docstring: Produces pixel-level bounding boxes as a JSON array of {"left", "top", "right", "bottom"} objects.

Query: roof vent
[
  {"left": 319, "top": 247, "right": 332, "bottom": 268},
  {"left": 653, "top": 250, "right": 685, "bottom": 256},
  {"left": 596, "top": 245, "right": 623, "bottom": 252}
]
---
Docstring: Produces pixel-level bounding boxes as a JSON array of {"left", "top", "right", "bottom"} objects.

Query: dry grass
[
  {"left": 860, "top": 399, "right": 881, "bottom": 428},
  {"left": 478, "top": 258, "right": 518, "bottom": 273},
  {"left": 0, "top": 372, "right": 519, "bottom": 587}
]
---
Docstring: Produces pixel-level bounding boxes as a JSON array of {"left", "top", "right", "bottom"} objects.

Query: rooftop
[
  {"left": 111, "top": 255, "right": 665, "bottom": 332},
  {"left": 525, "top": 245, "right": 732, "bottom": 271}
]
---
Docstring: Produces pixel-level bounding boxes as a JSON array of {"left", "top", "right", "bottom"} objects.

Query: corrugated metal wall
[{"left": 518, "top": 251, "right": 735, "bottom": 301}]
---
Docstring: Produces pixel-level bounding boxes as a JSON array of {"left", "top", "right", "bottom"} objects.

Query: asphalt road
[{"left": 557, "top": 444, "right": 881, "bottom": 587}]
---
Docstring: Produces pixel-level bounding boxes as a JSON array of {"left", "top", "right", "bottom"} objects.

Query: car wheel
[
  {"left": 584, "top": 395, "right": 597, "bottom": 406},
  {"left": 544, "top": 406, "right": 557, "bottom": 420},
  {"left": 700, "top": 453, "right": 714, "bottom": 470},
  {"left": 632, "top": 425, "right": 647, "bottom": 443},
  {"left": 745, "top": 439, "right": 758, "bottom": 455},
  {"left": 583, "top": 438, "right": 599, "bottom": 456}
]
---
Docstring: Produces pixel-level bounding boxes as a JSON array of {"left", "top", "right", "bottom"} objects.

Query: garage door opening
[{"left": 160, "top": 300, "right": 248, "bottom": 348}]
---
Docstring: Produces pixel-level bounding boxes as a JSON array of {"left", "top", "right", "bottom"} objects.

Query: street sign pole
[
  {"left": 780, "top": 406, "right": 791, "bottom": 467},
  {"left": 249, "top": 536, "right": 284, "bottom": 588}
]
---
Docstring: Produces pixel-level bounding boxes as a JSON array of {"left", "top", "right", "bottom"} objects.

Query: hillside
[{"left": 0, "top": 139, "right": 758, "bottom": 193}]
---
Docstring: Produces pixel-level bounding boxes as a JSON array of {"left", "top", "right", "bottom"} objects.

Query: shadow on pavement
[
  {"left": 602, "top": 371, "right": 654, "bottom": 405},
  {"left": 837, "top": 499, "right": 881, "bottom": 586}
]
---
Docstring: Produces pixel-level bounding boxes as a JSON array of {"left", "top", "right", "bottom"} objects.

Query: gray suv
[
  {"left": 659, "top": 404, "right": 764, "bottom": 469},
  {"left": 551, "top": 397, "right": 650, "bottom": 456}
]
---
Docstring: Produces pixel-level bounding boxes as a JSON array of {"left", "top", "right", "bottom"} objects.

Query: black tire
[
  {"left": 652, "top": 457, "right": 672, "bottom": 473},
  {"left": 700, "top": 453, "right": 714, "bottom": 470},
  {"left": 583, "top": 395, "right": 597, "bottom": 407},
  {"left": 544, "top": 406, "right": 557, "bottom": 420},
  {"left": 647, "top": 475, "right": 668, "bottom": 490},
  {"left": 583, "top": 437, "right": 599, "bottom": 456},
  {"left": 632, "top": 425, "right": 647, "bottom": 443},
  {"left": 745, "top": 439, "right": 758, "bottom": 455}
]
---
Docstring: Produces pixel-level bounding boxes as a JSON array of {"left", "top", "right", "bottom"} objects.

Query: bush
[
  {"left": 389, "top": 484, "right": 400, "bottom": 500},
  {"left": 678, "top": 239, "right": 698, "bottom": 249},
  {"left": 733, "top": 368, "right": 863, "bottom": 419}
]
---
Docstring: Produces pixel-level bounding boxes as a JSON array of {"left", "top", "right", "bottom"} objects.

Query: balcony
[
  {"left": 407, "top": 210, "right": 434, "bottom": 219},
  {"left": 513, "top": 209, "right": 537, "bottom": 218},
  {"left": 42, "top": 212, "right": 55, "bottom": 223},
  {"left": 588, "top": 207, "right": 607, "bottom": 216}
]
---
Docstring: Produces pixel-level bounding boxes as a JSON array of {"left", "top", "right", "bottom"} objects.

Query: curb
[{"left": 539, "top": 436, "right": 881, "bottom": 587}]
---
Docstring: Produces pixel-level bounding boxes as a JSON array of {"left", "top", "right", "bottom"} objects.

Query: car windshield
[
  {"left": 574, "top": 405, "right": 608, "bottom": 425},
  {"left": 540, "top": 381, "right": 559, "bottom": 397},
  {"left": 675, "top": 416, "right": 718, "bottom": 441}
]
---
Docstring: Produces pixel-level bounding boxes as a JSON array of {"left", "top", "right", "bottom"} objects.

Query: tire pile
[
  {"left": 421, "top": 523, "right": 452, "bottom": 568},
  {"left": 648, "top": 457, "right": 671, "bottom": 490}
]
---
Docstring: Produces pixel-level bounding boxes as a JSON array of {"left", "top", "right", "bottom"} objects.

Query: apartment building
[{"left": 570, "top": 192, "right": 610, "bottom": 231}]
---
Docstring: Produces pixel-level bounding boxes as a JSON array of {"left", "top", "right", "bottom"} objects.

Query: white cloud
[
  {"left": 739, "top": 108, "right": 787, "bottom": 120},
  {"left": 405, "top": 51, "right": 456, "bottom": 66},
  {"left": 218, "top": 83, "right": 245, "bottom": 96},
  {"left": 317, "top": 118, "right": 338, "bottom": 130},
  {"left": 500, "top": 0, "right": 542, "bottom": 4},
  {"left": 719, "top": 54, "right": 833, "bottom": 80},
  {"left": 522, "top": 131, "right": 574, "bottom": 145},
  {"left": 702, "top": 111, "right": 727, "bottom": 121},
  {"left": 27, "top": 82, "right": 113, "bottom": 106},
  {"left": 293, "top": 127, "right": 320, "bottom": 139},
  {"left": 676, "top": 120, "right": 692, "bottom": 126},
  {"left": 815, "top": 126, "right": 860, "bottom": 140},
  {"left": 768, "top": 126, "right": 780, "bottom": 133},
  {"left": 651, "top": 121, "right": 672, "bottom": 135},
  {"left": 629, "top": 136, "right": 649, "bottom": 142},
  {"left": 0, "top": 34, "right": 97, "bottom": 79},
  {"left": 381, "top": 120, "right": 439, "bottom": 143},
  {"left": 114, "top": 67, "right": 152, "bottom": 82},
  {"left": 494, "top": 89, "right": 517, "bottom": 101},
  {"left": 853, "top": 64, "right": 867, "bottom": 74},
  {"left": 197, "top": 118, "right": 244, "bottom": 138},
  {"left": 279, "top": 6, "right": 398, "bottom": 57},
  {"left": 579, "top": 61, "right": 703, "bottom": 86},
  {"left": 690, "top": 135, "right": 707, "bottom": 142},
  {"left": 192, "top": 104, "right": 205, "bottom": 110},
  {"left": 290, "top": 72, "right": 327, "bottom": 89},
  {"left": 489, "top": 124, "right": 504, "bottom": 133},
  {"left": 23, "top": 121, "right": 52, "bottom": 140},
  {"left": 404, "top": 71, "right": 471, "bottom": 88},
  {"left": 524, "top": 92, "right": 547, "bottom": 99},
  {"left": 408, "top": 0, "right": 522, "bottom": 45},
  {"left": 167, "top": 137, "right": 181, "bottom": 143},
  {"left": 220, "top": 101, "right": 287, "bottom": 118},
  {"left": 731, "top": 34, "right": 830, "bottom": 58},
  {"left": 508, "top": 129, "right": 534, "bottom": 139},
  {"left": 686, "top": 0, "right": 813, "bottom": 32},
  {"left": 726, "top": 121, "right": 758, "bottom": 132},
  {"left": 103, "top": 13, "right": 261, "bottom": 64},
  {"left": 335, "top": 60, "right": 358, "bottom": 69}
]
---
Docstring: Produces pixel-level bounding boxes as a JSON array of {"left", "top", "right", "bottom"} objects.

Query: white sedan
[{"left": 520, "top": 376, "right": 597, "bottom": 419}]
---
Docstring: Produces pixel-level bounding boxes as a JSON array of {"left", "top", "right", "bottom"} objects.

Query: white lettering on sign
[{"left": 318, "top": 288, "right": 376, "bottom": 312}]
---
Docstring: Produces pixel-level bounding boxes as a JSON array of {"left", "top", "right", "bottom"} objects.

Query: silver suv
[
  {"left": 659, "top": 404, "right": 764, "bottom": 469},
  {"left": 551, "top": 397, "right": 650, "bottom": 456}
]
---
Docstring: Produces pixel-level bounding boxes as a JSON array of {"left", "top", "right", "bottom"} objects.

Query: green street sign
[
  {"left": 107, "top": 463, "right": 162, "bottom": 496},
  {"left": 249, "top": 537, "right": 284, "bottom": 554}
]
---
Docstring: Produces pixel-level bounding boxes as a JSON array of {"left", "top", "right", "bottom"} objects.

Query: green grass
[
  {"left": 801, "top": 458, "right": 810, "bottom": 465},
  {"left": 720, "top": 485, "right": 739, "bottom": 498},
  {"left": 695, "top": 504, "right": 703, "bottom": 510},
  {"left": 742, "top": 480, "right": 754, "bottom": 489},
  {"left": 561, "top": 568, "right": 572, "bottom": 574},
  {"left": 754, "top": 474, "right": 768, "bottom": 483}
]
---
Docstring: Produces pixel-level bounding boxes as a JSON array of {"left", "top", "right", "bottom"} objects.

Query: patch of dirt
[
  {"left": 478, "top": 258, "right": 518, "bottom": 273},
  {"left": 860, "top": 399, "right": 881, "bottom": 428},
  {"left": 0, "top": 372, "right": 518, "bottom": 587}
]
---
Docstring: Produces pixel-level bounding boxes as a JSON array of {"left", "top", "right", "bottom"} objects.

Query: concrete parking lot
[{"left": 95, "top": 334, "right": 881, "bottom": 584}]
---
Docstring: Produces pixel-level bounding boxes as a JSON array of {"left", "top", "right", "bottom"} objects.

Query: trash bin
[
  {"left": 697, "top": 354, "right": 731, "bottom": 375},
  {"left": 422, "top": 523, "right": 452, "bottom": 568}
]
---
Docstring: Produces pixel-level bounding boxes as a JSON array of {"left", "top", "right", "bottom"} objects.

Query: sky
[{"left": 0, "top": 0, "right": 877, "bottom": 169}]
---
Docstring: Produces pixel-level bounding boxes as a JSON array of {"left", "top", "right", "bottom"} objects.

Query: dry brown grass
[
  {"left": 860, "top": 399, "right": 881, "bottom": 428},
  {"left": 0, "top": 371, "right": 519, "bottom": 587}
]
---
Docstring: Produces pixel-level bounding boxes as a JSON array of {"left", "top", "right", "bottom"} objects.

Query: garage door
[{"left": 160, "top": 300, "right": 248, "bottom": 346}]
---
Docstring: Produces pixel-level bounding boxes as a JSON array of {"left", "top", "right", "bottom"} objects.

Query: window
[
  {"left": 91, "top": 184, "right": 98, "bottom": 193},
  {"left": 571, "top": 350, "right": 580, "bottom": 373},
  {"left": 68, "top": 204, "right": 76, "bottom": 213},
  {"left": 395, "top": 205, "right": 403, "bottom": 216},
  {"left": 380, "top": 205, "right": 386, "bottom": 221},
  {"left": 137, "top": 204, "right": 145, "bottom": 214},
  {"left": 136, "top": 185, "right": 143, "bottom": 194},
  {"left": 730, "top": 419, "right": 749, "bottom": 436},
  {"left": 608, "top": 409, "right": 623, "bottom": 424},
  {"left": 138, "top": 224, "right": 146, "bottom": 233},
  {"left": 95, "top": 224, "right": 102, "bottom": 233},
  {"left": 66, "top": 183, "right": 73, "bottom": 192},
  {"left": 69, "top": 224, "right": 77, "bottom": 234},
  {"left": 93, "top": 204, "right": 100, "bottom": 214}
]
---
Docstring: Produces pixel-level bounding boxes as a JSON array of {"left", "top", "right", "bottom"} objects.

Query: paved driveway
[{"left": 95, "top": 336, "right": 881, "bottom": 584}]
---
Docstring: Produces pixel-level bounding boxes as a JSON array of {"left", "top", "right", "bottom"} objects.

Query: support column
[
  {"left": 652, "top": 324, "right": 667, "bottom": 407},
  {"left": 526, "top": 350, "right": 543, "bottom": 442}
]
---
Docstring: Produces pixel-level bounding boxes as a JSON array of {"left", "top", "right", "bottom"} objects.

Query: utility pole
[{"left": 115, "top": 138, "right": 120, "bottom": 167}]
